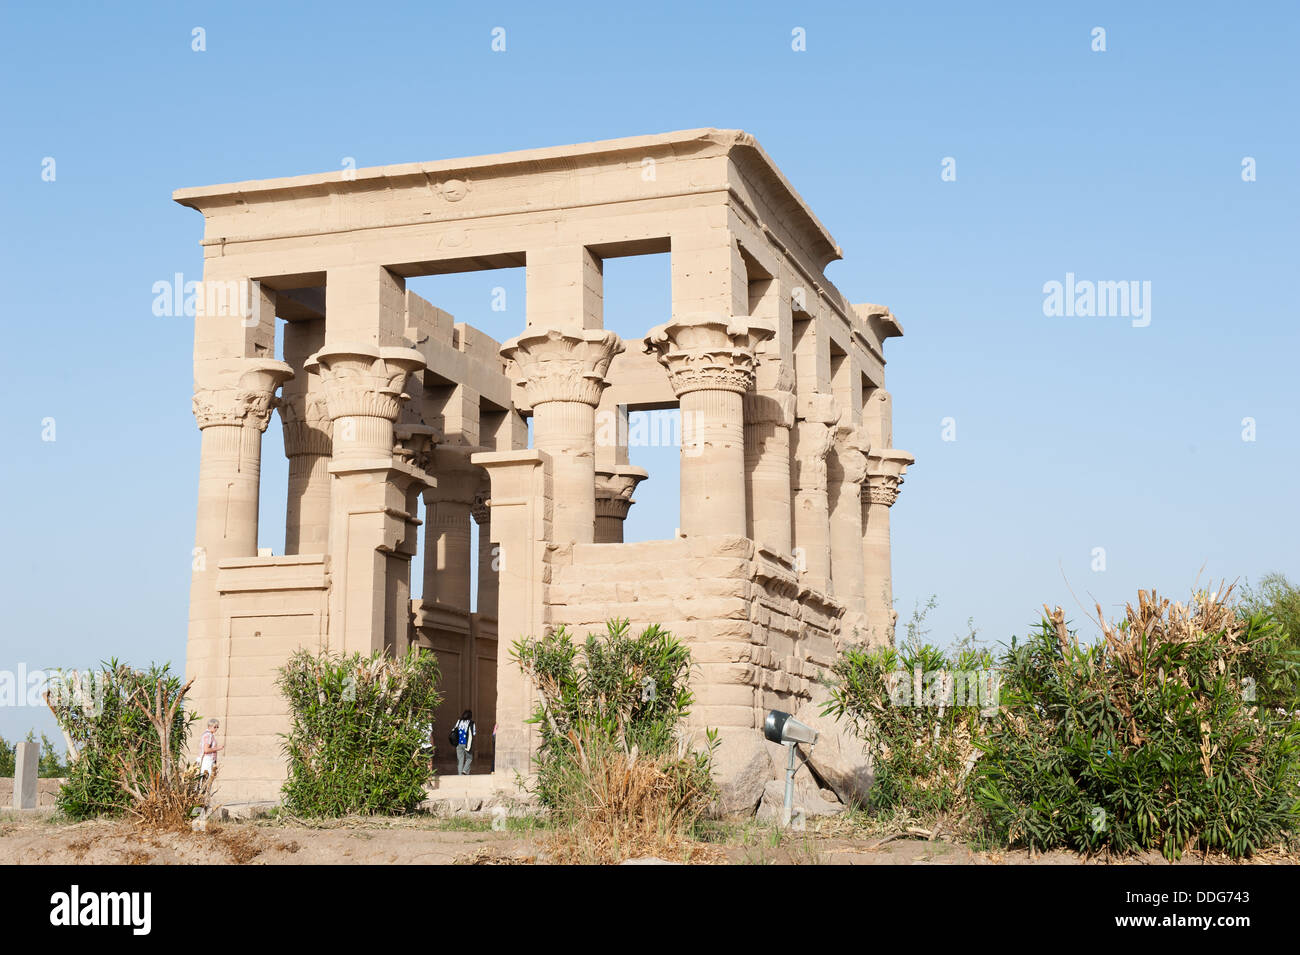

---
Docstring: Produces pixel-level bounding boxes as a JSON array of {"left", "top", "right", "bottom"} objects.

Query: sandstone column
[
  {"left": 828, "top": 423, "right": 870, "bottom": 617},
  {"left": 280, "top": 392, "right": 332, "bottom": 555},
  {"left": 593, "top": 465, "right": 649, "bottom": 543},
  {"left": 472, "top": 486, "right": 498, "bottom": 618},
  {"left": 191, "top": 360, "right": 294, "bottom": 562},
  {"left": 392, "top": 424, "right": 436, "bottom": 655},
  {"left": 644, "top": 313, "right": 774, "bottom": 538},
  {"left": 422, "top": 448, "right": 482, "bottom": 613},
  {"left": 743, "top": 361, "right": 796, "bottom": 555},
  {"left": 280, "top": 320, "right": 331, "bottom": 554},
  {"left": 500, "top": 328, "right": 623, "bottom": 544},
  {"left": 308, "top": 344, "right": 426, "bottom": 655},
  {"left": 470, "top": 448, "right": 553, "bottom": 775},
  {"left": 863, "top": 448, "right": 914, "bottom": 648},
  {"left": 791, "top": 392, "right": 840, "bottom": 591},
  {"left": 188, "top": 359, "right": 293, "bottom": 703}
]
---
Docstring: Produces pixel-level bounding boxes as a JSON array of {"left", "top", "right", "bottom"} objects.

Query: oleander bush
[
  {"left": 825, "top": 638, "right": 996, "bottom": 822},
  {"left": 973, "top": 588, "right": 1300, "bottom": 859},
  {"left": 514, "top": 620, "right": 717, "bottom": 862},
  {"left": 278, "top": 647, "right": 441, "bottom": 816},
  {"left": 48, "top": 661, "right": 204, "bottom": 825}
]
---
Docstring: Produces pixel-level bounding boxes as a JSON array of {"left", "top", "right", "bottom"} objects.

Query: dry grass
[
  {"left": 545, "top": 733, "right": 720, "bottom": 865},
  {"left": 116, "top": 676, "right": 215, "bottom": 831},
  {"left": 453, "top": 846, "right": 536, "bottom": 865}
]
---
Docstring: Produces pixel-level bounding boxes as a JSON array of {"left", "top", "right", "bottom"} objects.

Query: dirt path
[
  {"left": 0, "top": 813, "right": 538, "bottom": 865},
  {"left": 0, "top": 812, "right": 1276, "bottom": 865}
]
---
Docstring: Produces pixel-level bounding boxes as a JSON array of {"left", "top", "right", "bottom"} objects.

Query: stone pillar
[
  {"left": 791, "top": 392, "right": 840, "bottom": 591},
  {"left": 422, "top": 449, "right": 482, "bottom": 613},
  {"left": 281, "top": 319, "right": 331, "bottom": 555},
  {"left": 828, "top": 424, "right": 870, "bottom": 616},
  {"left": 472, "top": 487, "right": 498, "bottom": 618},
  {"left": 187, "top": 358, "right": 293, "bottom": 723},
  {"left": 863, "top": 449, "right": 914, "bottom": 648},
  {"left": 280, "top": 391, "right": 332, "bottom": 555},
  {"left": 191, "top": 360, "right": 294, "bottom": 561},
  {"left": 594, "top": 465, "right": 649, "bottom": 543},
  {"left": 392, "top": 425, "right": 436, "bottom": 656},
  {"left": 500, "top": 328, "right": 623, "bottom": 545},
  {"left": 12, "top": 740, "right": 37, "bottom": 810},
  {"left": 470, "top": 448, "right": 553, "bottom": 775},
  {"left": 644, "top": 313, "right": 773, "bottom": 538},
  {"left": 743, "top": 361, "right": 796, "bottom": 555},
  {"left": 308, "top": 343, "right": 426, "bottom": 655}
]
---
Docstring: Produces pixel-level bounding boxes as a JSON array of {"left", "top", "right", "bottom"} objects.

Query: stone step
[
  {"left": 426, "top": 772, "right": 515, "bottom": 795},
  {"left": 421, "top": 772, "right": 536, "bottom": 814}
]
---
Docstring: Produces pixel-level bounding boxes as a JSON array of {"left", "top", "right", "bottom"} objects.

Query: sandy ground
[{"left": 1, "top": 810, "right": 1279, "bottom": 865}]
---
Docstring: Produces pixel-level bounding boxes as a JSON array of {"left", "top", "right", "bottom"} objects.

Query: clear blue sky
[{"left": 2, "top": 1, "right": 1296, "bottom": 743}]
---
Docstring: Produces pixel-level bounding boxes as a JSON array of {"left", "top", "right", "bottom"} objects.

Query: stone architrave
[
  {"left": 500, "top": 328, "right": 623, "bottom": 545},
  {"left": 643, "top": 313, "right": 774, "bottom": 538}
]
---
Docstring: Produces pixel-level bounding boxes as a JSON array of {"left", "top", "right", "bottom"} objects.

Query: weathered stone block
[{"left": 12, "top": 741, "right": 38, "bottom": 810}]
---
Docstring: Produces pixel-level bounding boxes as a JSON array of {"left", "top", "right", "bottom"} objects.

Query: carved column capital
[
  {"left": 500, "top": 328, "right": 624, "bottom": 406},
  {"left": 394, "top": 423, "right": 437, "bottom": 465},
  {"left": 306, "top": 344, "right": 426, "bottom": 422},
  {"left": 279, "top": 392, "right": 333, "bottom": 457},
  {"left": 830, "top": 423, "right": 871, "bottom": 488},
  {"left": 471, "top": 488, "right": 491, "bottom": 526},
  {"left": 192, "top": 358, "right": 294, "bottom": 432},
  {"left": 864, "top": 448, "right": 915, "bottom": 507},
  {"left": 594, "top": 465, "right": 648, "bottom": 521},
  {"left": 643, "top": 313, "right": 775, "bottom": 396}
]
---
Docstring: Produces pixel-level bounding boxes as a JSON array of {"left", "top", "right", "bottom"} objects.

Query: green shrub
[
  {"left": 1239, "top": 572, "right": 1300, "bottom": 631},
  {"left": 47, "top": 661, "right": 195, "bottom": 821},
  {"left": 35, "top": 732, "right": 68, "bottom": 777},
  {"left": 1239, "top": 574, "right": 1300, "bottom": 698},
  {"left": 513, "top": 620, "right": 717, "bottom": 861},
  {"left": 825, "top": 638, "right": 996, "bottom": 821},
  {"left": 973, "top": 592, "right": 1300, "bottom": 859},
  {"left": 278, "top": 647, "right": 441, "bottom": 816}
]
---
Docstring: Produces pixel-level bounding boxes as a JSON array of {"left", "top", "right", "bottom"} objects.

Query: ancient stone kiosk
[{"left": 177, "top": 130, "right": 913, "bottom": 808}]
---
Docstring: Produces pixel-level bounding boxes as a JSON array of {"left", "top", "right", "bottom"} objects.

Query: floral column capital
[
  {"left": 192, "top": 358, "right": 295, "bottom": 432},
  {"left": 500, "top": 328, "right": 624, "bottom": 406},
  {"left": 864, "top": 448, "right": 914, "bottom": 506},
  {"left": 305, "top": 343, "right": 426, "bottom": 422},
  {"left": 643, "top": 312, "right": 775, "bottom": 396}
]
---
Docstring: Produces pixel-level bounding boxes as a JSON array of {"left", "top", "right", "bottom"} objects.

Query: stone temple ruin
[{"left": 177, "top": 130, "right": 913, "bottom": 807}]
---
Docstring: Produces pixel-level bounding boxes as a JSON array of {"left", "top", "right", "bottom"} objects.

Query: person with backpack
[{"left": 449, "top": 710, "right": 475, "bottom": 775}]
